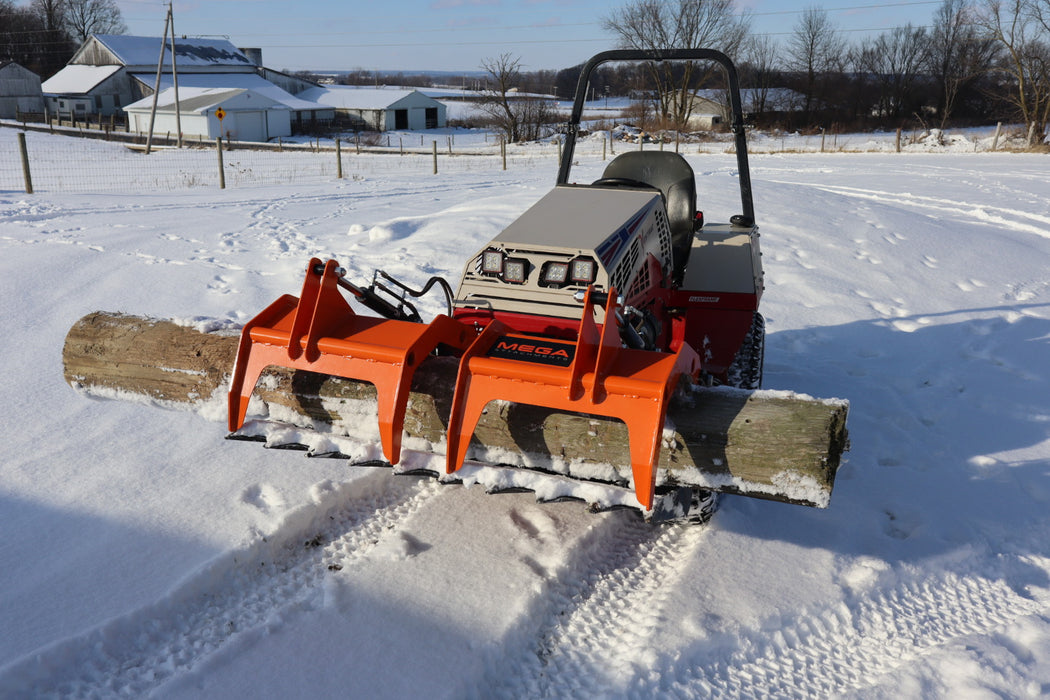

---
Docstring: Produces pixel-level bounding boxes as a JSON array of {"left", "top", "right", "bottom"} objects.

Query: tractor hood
[{"left": 454, "top": 184, "right": 672, "bottom": 321}]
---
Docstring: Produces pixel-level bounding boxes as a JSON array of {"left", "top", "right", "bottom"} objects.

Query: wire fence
[
  {"left": 7, "top": 121, "right": 1023, "bottom": 196},
  {"left": 1, "top": 124, "right": 632, "bottom": 195}
]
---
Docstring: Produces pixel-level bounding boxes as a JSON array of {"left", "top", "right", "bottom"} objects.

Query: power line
[
  {"left": 3, "top": 0, "right": 956, "bottom": 57},
  {"left": 747, "top": 0, "right": 942, "bottom": 18}
]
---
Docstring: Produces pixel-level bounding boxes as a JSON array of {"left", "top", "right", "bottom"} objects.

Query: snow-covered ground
[{"left": 1, "top": 126, "right": 1049, "bottom": 698}]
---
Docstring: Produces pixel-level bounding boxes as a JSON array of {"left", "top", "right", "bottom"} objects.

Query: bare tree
[
  {"left": 64, "top": 0, "right": 126, "bottom": 43},
  {"left": 30, "top": 0, "right": 76, "bottom": 76},
  {"left": 601, "top": 0, "right": 750, "bottom": 129},
  {"left": 786, "top": 6, "right": 846, "bottom": 121},
  {"left": 978, "top": 0, "right": 1050, "bottom": 144},
  {"left": 856, "top": 24, "right": 932, "bottom": 121},
  {"left": 477, "top": 53, "right": 557, "bottom": 142},
  {"left": 929, "top": 0, "right": 1000, "bottom": 126},
  {"left": 0, "top": 0, "right": 75, "bottom": 76},
  {"left": 741, "top": 34, "right": 781, "bottom": 117}
]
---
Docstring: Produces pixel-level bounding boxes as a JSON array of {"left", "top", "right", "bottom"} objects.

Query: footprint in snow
[
  {"left": 240, "top": 483, "right": 285, "bottom": 515},
  {"left": 372, "top": 532, "right": 431, "bottom": 561}
]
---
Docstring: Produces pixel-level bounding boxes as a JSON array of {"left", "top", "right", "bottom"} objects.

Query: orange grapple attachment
[
  {"left": 228, "top": 257, "right": 473, "bottom": 464},
  {"left": 445, "top": 287, "right": 700, "bottom": 511}
]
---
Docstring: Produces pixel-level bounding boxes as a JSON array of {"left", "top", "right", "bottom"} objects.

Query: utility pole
[
  {"left": 145, "top": 8, "right": 171, "bottom": 154},
  {"left": 168, "top": 2, "right": 182, "bottom": 147}
]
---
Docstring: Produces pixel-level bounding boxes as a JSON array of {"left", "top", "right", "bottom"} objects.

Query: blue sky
[{"left": 115, "top": 0, "right": 942, "bottom": 73}]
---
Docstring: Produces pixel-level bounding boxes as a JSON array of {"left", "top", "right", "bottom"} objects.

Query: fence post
[
  {"left": 432, "top": 141, "right": 438, "bottom": 174},
  {"left": 820, "top": 128, "right": 826, "bottom": 153},
  {"left": 602, "top": 137, "right": 607, "bottom": 161},
  {"left": 895, "top": 128, "right": 902, "bottom": 153},
  {"left": 991, "top": 122, "right": 1002, "bottom": 151},
  {"left": 216, "top": 137, "right": 225, "bottom": 189},
  {"left": 1027, "top": 121, "right": 1038, "bottom": 147},
  {"left": 17, "top": 132, "right": 33, "bottom": 194},
  {"left": 501, "top": 137, "right": 507, "bottom": 170},
  {"left": 336, "top": 138, "right": 343, "bottom": 179}
]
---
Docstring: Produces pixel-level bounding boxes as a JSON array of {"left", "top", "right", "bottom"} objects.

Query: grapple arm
[{"left": 227, "top": 258, "right": 472, "bottom": 464}]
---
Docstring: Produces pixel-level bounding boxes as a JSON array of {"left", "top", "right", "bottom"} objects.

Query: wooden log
[{"left": 63, "top": 312, "right": 849, "bottom": 507}]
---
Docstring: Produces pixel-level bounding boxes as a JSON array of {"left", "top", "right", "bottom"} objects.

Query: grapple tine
[
  {"left": 445, "top": 287, "right": 699, "bottom": 511},
  {"left": 227, "top": 258, "right": 473, "bottom": 464}
]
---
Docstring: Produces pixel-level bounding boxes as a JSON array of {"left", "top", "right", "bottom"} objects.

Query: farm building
[
  {"left": 41, "top": 34, "right": 331, "bottom": 136},
  {"left": 685, "top": 88, "right": 806, "bottom": 128},
  {"left": 130, "top": 73, "right": 333, "bottom": 138},
  {"left": 0, "top": 62, "right": 45, "bottom": 118},
  {"left": 299, "top": 86, "right": 446, "bottom": 131},
  {"left": 124, "top": 87, "right": 292, "bottom": 143},
  {"left": 40, "top": 64, "right": 126, "bottom": 118}
]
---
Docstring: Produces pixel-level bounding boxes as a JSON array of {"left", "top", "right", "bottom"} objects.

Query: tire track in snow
[
  {"left": 0, "top": 471, "right": 442, "bottom": 699},
  {"left": 768, "top": 182, "right": 1050, "bottom": 239},
  {"left": 491, "top": 515, "right": 709, "bottom": 698},
  {"left": 654, "top": 571, "right": 1043, "bottom": 698}
]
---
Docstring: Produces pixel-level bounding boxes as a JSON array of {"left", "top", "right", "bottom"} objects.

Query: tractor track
[
  {"left": 488, "top": 514, "right": 710, "bottom": 698},
  {"left": 0, "top": 471, "right": 442, "bottom": 699},
  {"left": 765, "top": 181, "right": 1050, "bottom": 240},
  {"left": 646, "top": 570, "right": 1044, "bottom": 698},
  {"left": 487, "top": 519, "right": 1044, "bottom": 698}
]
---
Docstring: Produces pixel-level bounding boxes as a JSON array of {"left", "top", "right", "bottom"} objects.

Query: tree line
[
  {"left": 568, "top": 0, "right": 1049, "bottom": 142},
  {"left": 329, "top": 0, "right": 1048, "bottom": 144},
  {"left": 0, "top": 0, "right": 125, "bottom": 78}
]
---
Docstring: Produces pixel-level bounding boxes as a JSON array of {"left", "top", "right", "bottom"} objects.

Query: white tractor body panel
[{"left": 454, "top": 185, "right": 673, "bottom": 321}]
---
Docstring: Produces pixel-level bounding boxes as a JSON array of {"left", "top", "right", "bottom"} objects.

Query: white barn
[
  {"left": 42, "top": 34, "right": 331, "bottom": 136},
  {"left": 124, "top": 87, "right": 292, "bottom": 142},
  {"left": 300, "top": 86, "right": 446, "bottom": 131},
  {"left": 0, "top": 61, "right": 45, "bottom": 118}
]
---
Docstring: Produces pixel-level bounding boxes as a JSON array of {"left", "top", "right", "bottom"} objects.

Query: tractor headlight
[
  {"left": 481, "top": 249, "right": 504, "bottom": 276},
  {"left": 570, "top": 257, "right": 597, "bottom": 284},
  {"left": 542, "top": 262, "right": 569, "bottom": 285},
  {"left": 503, "top": 257, "right": 528, "bottom": 284}
]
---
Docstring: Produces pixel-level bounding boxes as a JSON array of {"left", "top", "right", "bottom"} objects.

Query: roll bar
[{"left": 556, "top": 49, "right": 755, "bottom": 227}]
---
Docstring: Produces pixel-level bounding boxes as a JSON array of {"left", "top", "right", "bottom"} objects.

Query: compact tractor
[{"left": 225, "top": 50, "right": 826, "bottom": 520}]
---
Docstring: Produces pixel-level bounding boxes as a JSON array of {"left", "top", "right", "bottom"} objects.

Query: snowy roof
[
  {"left": 124, "top": 87, "right": 285, "bottom": 114},
  {"left": 88, "top": 35, "right": 255, "bottom": 68},
  {"left": 130, "top": 72, "right": 326, "bottom": 112},
  {"left": 41, "top": 65, "right": 122, "bottom": 95},
  {"left": 299, "top": 86, "right": 431, "bottom": 110}
]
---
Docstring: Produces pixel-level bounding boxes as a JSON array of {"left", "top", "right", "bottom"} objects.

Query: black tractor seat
[{"left": 592, "top": 151, "right": 698, "bottom": 280}]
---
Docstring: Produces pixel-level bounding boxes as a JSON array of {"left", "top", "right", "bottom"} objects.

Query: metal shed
[
  {"left": 300, "top": 87, "right": 447, "bottom": 131},
  {"left": 0, "top": 62, "right": 45, "bottom": 118},
  {"left": 124, "top": 87, "right": 291, "bottom": 142}
]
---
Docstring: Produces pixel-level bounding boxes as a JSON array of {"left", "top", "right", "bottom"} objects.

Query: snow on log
[{"left": 63, "top": 312, "right": 849, "bottom": 507}]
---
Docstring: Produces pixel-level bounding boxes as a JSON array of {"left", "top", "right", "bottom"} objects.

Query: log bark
[{"left": 63, "top": 312, "right": 849, "bottom": 507}]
